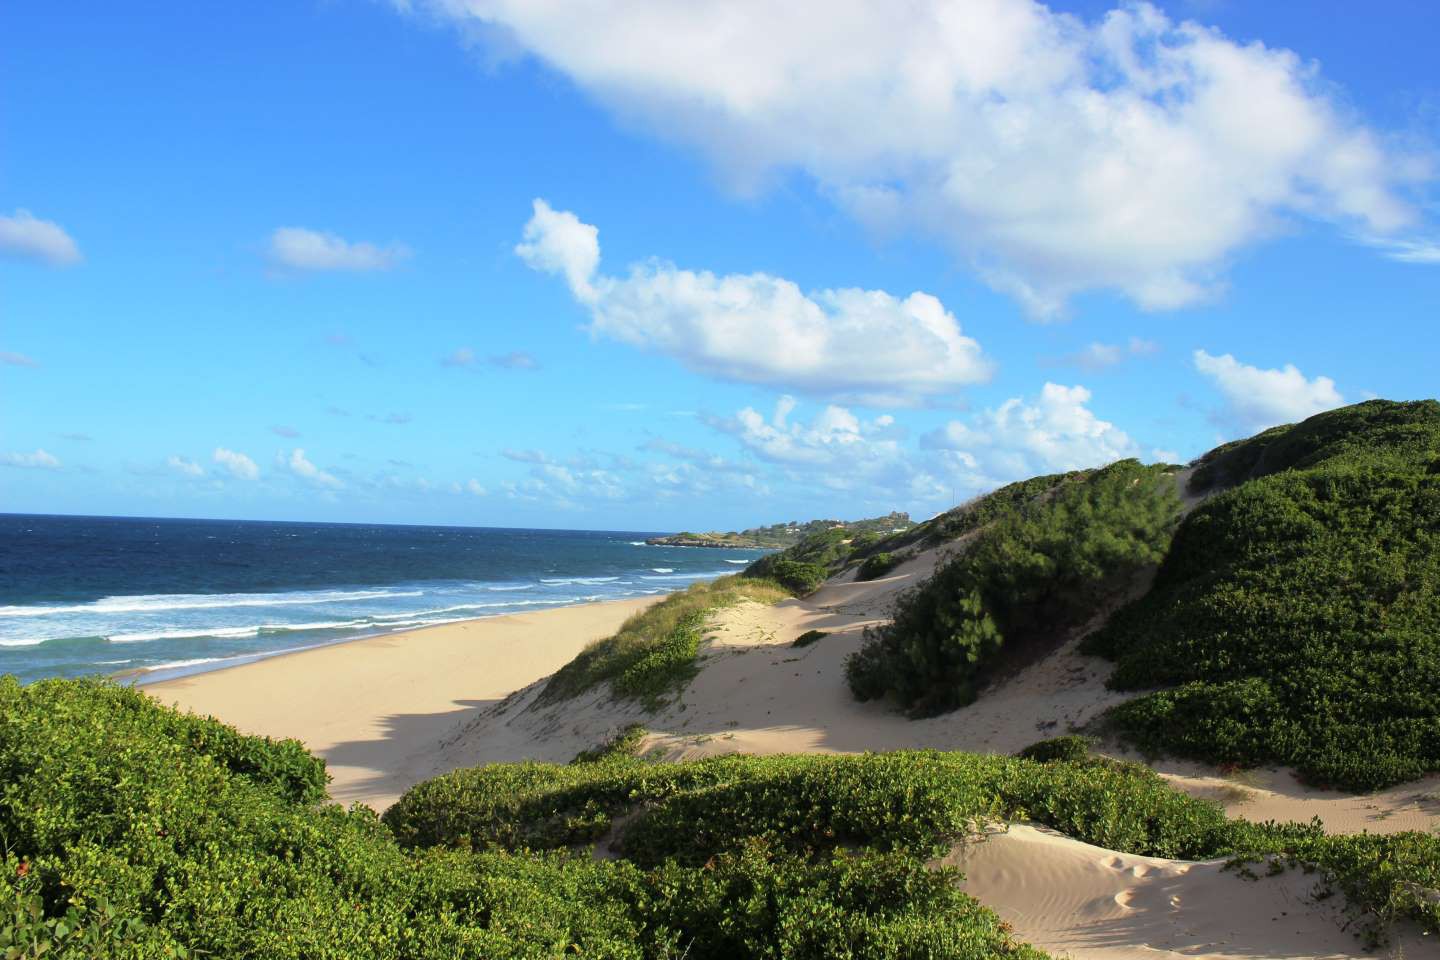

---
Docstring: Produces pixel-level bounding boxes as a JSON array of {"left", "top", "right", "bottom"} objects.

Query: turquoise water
[{"left": 0, "top": 514, "right": 767, "bottom": 683}]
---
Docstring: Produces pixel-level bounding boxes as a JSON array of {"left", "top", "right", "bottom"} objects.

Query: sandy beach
[{"left": 146, "top": 595, "right": 661, "bottom": 811}]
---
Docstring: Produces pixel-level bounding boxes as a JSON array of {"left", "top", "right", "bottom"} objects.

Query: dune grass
[{"left": 537, "top": 574, "right": 791, "bottom": 710}]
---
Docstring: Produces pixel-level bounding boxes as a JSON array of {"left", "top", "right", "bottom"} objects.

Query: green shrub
[
  {"left": 847, "top": 460, "right": 1181, "bottom": 716},
  {"left": 572, "top": 724, "right": 648, "bottom": 764},
  {"left": 538, "top": 575, "right": 790, "bottom": 709},
  {"left": 1016, "top": 735, "right": 1092, "bottom": 763},
  {"left": 760, "top": 559, "right": 830, "bottom": 595},
  {"left": 856, "top": 552, "right": 901, "bottom": 581},
  {"left": 792, "top": 630, "right": 828, "bottom": 648},
  {"left": 1085, "top": 401, "right": 1440, "bottom": 791},
  {"left": 8, "top": 677, "right": 1438, "bottom": 954}
]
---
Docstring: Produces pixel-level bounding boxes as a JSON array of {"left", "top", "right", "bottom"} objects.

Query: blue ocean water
[{"left": 0, "top": 514, "right": 768, "bottom": 684}]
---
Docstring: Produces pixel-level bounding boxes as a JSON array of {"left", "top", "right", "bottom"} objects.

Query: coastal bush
[
  {"left": 385, "top": 750, "right": 1235, "bottom": 864},
  {"left": 856, "top": 552, "right": 900, "bottom": 581},
  {"left": 2, "top": 678, "right": 1052, "bottom": 959},
  {"left": 846, "top": 460, "right": 1181, "bottom": 717},
  {"left": 7, "top": 677, "right": 1437, "bottom": 954},
  {"left": 1016, "top": 735, "right": 1092, "bottom": 764},
  {"left": 538, "top": 574, "right": 790, "bottom": 709},
  {"left": 1189, "top": 398, "right": 1440, "bottom": 494},
  {"left": 756, "top": 558, "right": 830, "bottom": 595},
  {"left": 1084, "top": 402, "right": 1440, "bottom": 791},
  {"left": 792, "top": 629, "right": 828, "bottom": 648}
]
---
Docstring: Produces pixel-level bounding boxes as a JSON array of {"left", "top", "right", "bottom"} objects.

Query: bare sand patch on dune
[{"left": 947, "top": 824, "right": 1427, "bottom": 960}]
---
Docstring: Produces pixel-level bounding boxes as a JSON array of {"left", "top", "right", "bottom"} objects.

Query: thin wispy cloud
[
  {"left": 2, "top": 449, "right": 61, "bottom": 469},
  {"left": 0, "top": 209, "right": 81, "bottom": 266},
  {"left": 166, "top": 455, "right": 205, "bottom": 477},
  {"left": 490, "top": 351, "right": 539, "bottom": 370},
  {"left": 0, "top": 351, "right": 39, "bottom": 368},
  {"left": 267, "top": 227, "right": 409, "bottom": 273}
]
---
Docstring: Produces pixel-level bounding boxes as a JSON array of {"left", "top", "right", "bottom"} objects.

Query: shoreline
[
  {"left": 117, "top": 593, "right": 663, "bottom": 687},
  {"left": 144, "top": 593, "right": 665, "bottom": 811}
]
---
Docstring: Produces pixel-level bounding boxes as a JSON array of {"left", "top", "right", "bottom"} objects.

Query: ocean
[{"left": 0, "top": 513, "right": 768, "bottom": 684}]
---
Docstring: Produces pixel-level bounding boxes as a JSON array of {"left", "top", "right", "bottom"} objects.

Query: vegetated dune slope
[{"left": 437, "top": 537, "right": 1440, "bottom": 838}]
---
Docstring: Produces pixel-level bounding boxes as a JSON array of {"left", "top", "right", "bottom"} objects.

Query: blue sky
[{"left": 3, "top": 0, "right": 1437, "bottom": 531}]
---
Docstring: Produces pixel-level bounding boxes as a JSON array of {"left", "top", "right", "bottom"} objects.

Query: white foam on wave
[
  {"left": 0, "top": 588, "right": 424, "bottom": 618},
  {"left": 141, "top": 656, "right": 224, "bottom": 672},
  {"left": 539, "top": 576, "right": 621, "bottom": 586},
  {"left": 723, "top": 559, "right": 749, "bottom": 564},
  {"left": 640, "top": 570, "right": 731, "bottom": 582},
  {"left": 651, "top": 567, "right": 675, "bottom": 574}
]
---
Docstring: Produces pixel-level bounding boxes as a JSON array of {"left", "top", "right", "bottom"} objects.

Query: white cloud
[
  {"left": 710, "top": 396, "right": 902, "bottom": 466},
  {"left": 2, "top": 448, "right": 61, "bottom": 469},
  {"left": 213, "top": 447, "right": 259, "bottom": 480},
  {"left": 1152, "top": 448, "right": 1181, "bottom": 463},
  {"left": 405, "top": 1, "right": 1423, "bottom": 314},
  {"left": 0, "top": 210, "right": 81, "bottom": 266},
  {"left": 0, "top": 351, "right": 39, "bottom": 368},
  {"left": 465, "top": 478, "right": 487, "bottom": 496},
  {"left": 267, "top": 227, "right": 409, "bottom": 272},
  {"left": 1193, "top": 349, "right": 1343, "bottom": 431},
  {"left": 519, "top": 200, "right": 992, "bottom": 402},
  {"left": 271, "top": 425, "right": 301, "bottom": 438},
  {"left": 284, "top": 448, "right": 343, "bottom": 488},
  {"left": 166, "top": 455, "right": 204, "bottom": 477},
  {"left": 922, "top": 383, "right": 1139, "bottom": 485},
  {"left": 516, "top": 200, "right": 600, "bottom": 300}
]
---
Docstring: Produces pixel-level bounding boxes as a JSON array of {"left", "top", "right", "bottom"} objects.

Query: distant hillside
[{"left": 645, "top": 511, "right": 913, "bottom": 549}]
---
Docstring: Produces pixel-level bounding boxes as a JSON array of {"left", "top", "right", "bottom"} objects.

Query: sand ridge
[{"left": 947, "top": 824, "right": 1428, "bottom": 959}]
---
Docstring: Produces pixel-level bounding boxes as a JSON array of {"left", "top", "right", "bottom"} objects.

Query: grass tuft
[{"left": 538, "top": 574, "right": 791, "bottom": 710}]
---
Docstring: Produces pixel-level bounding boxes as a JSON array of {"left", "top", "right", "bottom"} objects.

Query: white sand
[
  {"left": 145, "top": 596, "right": 660, "bottom": 811},
  {"left": 947, "top": 824, "right": 1428, "bottom": 959}
]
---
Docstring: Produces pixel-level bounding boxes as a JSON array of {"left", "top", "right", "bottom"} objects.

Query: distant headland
[{"left": 644, "top": 511, "right": 914, "bottom": 548}]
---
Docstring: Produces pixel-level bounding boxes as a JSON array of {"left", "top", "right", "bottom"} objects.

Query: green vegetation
[
  {"left": 572, "top": 724, "right": 648, "bottom": 764},
  {"left": 6, "top": 677, "right": 1437, "bottom": 955},
  {"left": 1016, "top": 735, "right": 1093, "bottom": 764},
  {"left": 648, "top": 512, "right": 913, "bottom": 549},
  {"left": 386, "top": 750, "right": 1439, "bottom": 946},
  {"left": 847, "top": 460, "right": 1181, "bottom": 716},
  {"left": 538, "top": 575, "right": 791, "bottom": 709},
  {"left": 741, "top": 514, "right": 922, "bottom": 587},
  {"left": 1084, "top": 401, "right": 1440, "bottom": 791},
  {"left": 856, "top": 551, "right": 901, "bottom": 581},
  {"left": 792, "top": 629, "right": 828, "bottom": 648}
]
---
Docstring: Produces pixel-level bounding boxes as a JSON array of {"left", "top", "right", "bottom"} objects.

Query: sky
[{"left": 3, "top": 0, "right": 1437, "bottom": 532}]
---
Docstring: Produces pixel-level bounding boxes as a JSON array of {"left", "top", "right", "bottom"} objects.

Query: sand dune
[{"left": 947, "top": 824, "right": 1427, "bottom": 959}]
